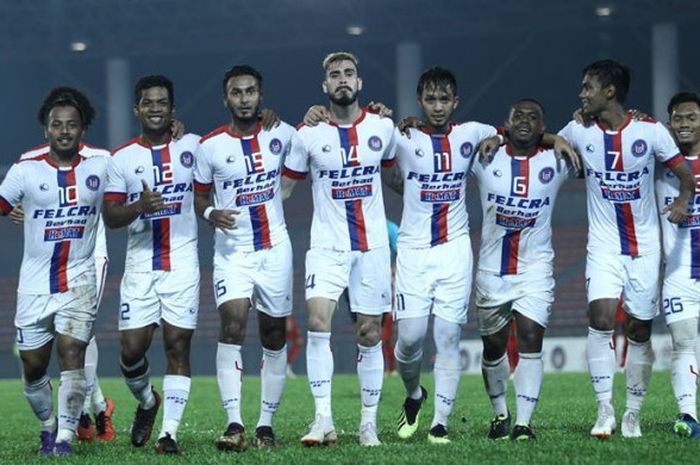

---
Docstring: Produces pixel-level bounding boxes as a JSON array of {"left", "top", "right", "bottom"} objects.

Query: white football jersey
[
  {"left": 195, "top": 122, "right": 301, "bottom": 253},
  {"left": 20, "top": 143, "right": 109, "bottom": 260},
  {"left": 396, "top": 122, "right": 497, "bottom": 248},
  {"left": 105, "top": 134, "right": 199, "bottom": 272},
  {"left": 0, "top": 150, "right": 108, "bottom": 294},
  {"left": 472, "top": 145, "right": 573, "bottom": 275},
  {"left": 559, "top": 116, "right": 683, "bottom": 256},
  {"left": 283, "top": 110, "right": 396, "bottom": 251},
  {"left": 656, "top": 153, "right": 700, "bottom": 277}
]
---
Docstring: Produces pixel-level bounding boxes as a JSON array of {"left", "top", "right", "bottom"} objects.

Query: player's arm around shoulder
[{"left": 280, "top": 123, "right": 310, "bottom": 201}]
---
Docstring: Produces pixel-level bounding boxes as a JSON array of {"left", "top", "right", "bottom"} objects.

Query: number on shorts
[
  {"left": 396, "top": 293, "right": 406, "bottom": 311},
  {"left": 305, "top": 274, "right": 316, "bottom": 289},
  {"left": 120, "top": 303, "right": 130, "bottom": 320},
  {"left": 16, "top": 329, "right": 23, "bottom": 344},
  {"left": 215, "top": 279, "right": 227, "bottom": 298},
  {"left": 663, "top": 297, "right": 684, "bottom": 315}
]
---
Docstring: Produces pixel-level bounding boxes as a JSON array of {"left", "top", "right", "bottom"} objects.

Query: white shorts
[
  {"left": 394, "top": 235, "right": 472, "bottom": 324},
  {"left": 15, "top": 272, "right": 98, "bottom": 351},
  {"left": 213, "top": 238, "right": 293, "bottom": 318},
  {"left": 662, "top": 266, "right": 700, "bottom": 325},
  {"left": 585, "top": 250, "right": 660, "bottom": 320},
  {"left": 305, "top": 246, "right": 391, "bottom": 316},
  {"left": 118, "top": 265, "right": 200, "bottom": 331},
  {"left": 475, "top": 268, "right": 554, "bottom": 336}
]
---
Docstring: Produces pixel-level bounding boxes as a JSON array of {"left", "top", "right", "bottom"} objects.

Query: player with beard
[
  {"left": 282, "top": 52, "right": 397, "bottom": 447},
  {"left": 194, "top": 65, "right": 303, "bottom": 450},
  {"left": 104, "top": 75, "right": 201, "bottom": 454},
  {"left": 655, "top": 91, "right": 700, "bottom": 438},
  {"left": 0, "top": 87, "right": 108, "bottom": 456}
]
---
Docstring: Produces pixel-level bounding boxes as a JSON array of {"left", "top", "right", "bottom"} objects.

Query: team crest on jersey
[
  {"left": 460, "top": 142, "right": 474, "bottom": 158},
  {"left": 85, "top": 175, "right": 100, "bottom": 191},
  {"left": 415, "top": 148, "right": 424, "bottom": 158},
  {"left": 180, "top": 151, "right": 194, "bottom": 168},
  {"left": 269, "top": 138, "right": 283, "bottom": 155},
  {"left": 586, "top": 144, "right": 595, "bottom": 153},
  {"left": 631, "top": 139, "right": 648, "bottom": 157},
  {"left": 226, "top": 155, "right": 236, "bottom": 164},
  {"left": 135, "top": 165, "right": 145, "bottom": 174},
  {"left": 539, "top": 167, "right": 555, "bottom": 184},
  {"left": 40, "top": 183, "right": 49, "bottom": 191},
  {"left": 368, "top": 136, "right": 383, "bottom": 151}
]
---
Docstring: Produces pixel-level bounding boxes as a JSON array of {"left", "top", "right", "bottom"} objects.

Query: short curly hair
[{"left": 37, "top": 86, "right": 96, "bottom": 128}]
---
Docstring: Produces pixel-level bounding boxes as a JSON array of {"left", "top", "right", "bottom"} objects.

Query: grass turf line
[{"left": 0, "top": 372, "right": 696, "bottom": 464}]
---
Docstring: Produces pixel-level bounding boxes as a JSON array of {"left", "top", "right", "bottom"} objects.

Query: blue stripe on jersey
[
  {"left": 345, "top": 200, "right": 362, "bottom": 250},
  {"left": 152, "top": 218, "right": 164, "bottom": 270},
  {"left": 241, "top": 138, "right": 254, "bottom": 174},
  {"left": 604, "top": 132, "right": 617, "bottom": 171},
  {"left": 338, "top": 128, "right": 352, "bottom": 168},
  {"left": 692, "top": 229, "right": 700, "bottom": 279},
  {"left": 249, "top": 205, "right": 265, "bottom": 251},
  {"left": 49, "top": 241, "right": 68, "bottom": 293}
]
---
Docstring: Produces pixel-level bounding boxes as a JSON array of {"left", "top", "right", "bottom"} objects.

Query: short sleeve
[
  {"left": 0, "top": 163, "right": 24, "bottom": 214},
  {"left": 653, "top": 122, "right": 684, "bottom": 168},
  {"left": 557, "top": 120, "right": 576, "bottom": 145},
  {"left": 381, "top": 123, "right": 397, "bottom": 167},
  {"left": 475, "top": 122, "right": 498, "bottom": 143},
  {"left": 193, "top": 144, "right": 214, "bottom": 193},
  {"left": 283, "top": 128, "right": 310, "bottom": 179},
  {"left": 104, "top": 156, "right": 128, "bottom": 204}
]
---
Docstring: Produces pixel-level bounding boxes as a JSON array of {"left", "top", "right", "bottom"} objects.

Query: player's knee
[
  {"left": 357, "top": 320, "right": 381, "bottom": 346},
  {"left": 20, "top": 361, "right": 47, "bottom": 384},
  {"left": 626, "top": 319, "right": 652, "bottom": 342},
  {"left": 260, "top": 326, "right": 286, "bottom": 351},
  {"left": 588, "top": 313, "right": 614, "bottom": 331},
  {"left": 517, "top": 331, "right": 543, "bottom": 353},
  {"left": 220, "top": 319, "right": 246, "bottom": 344},
  {"left": 481, "top": 334, "right": 507, "bottom": 361},
  {"left": 307, "top": 313, "right": 330, "bottom": 332}
]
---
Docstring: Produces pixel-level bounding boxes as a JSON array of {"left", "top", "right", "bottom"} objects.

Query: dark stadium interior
[{"left": 1, "top": 0, "right": 700, "bottom": 377}]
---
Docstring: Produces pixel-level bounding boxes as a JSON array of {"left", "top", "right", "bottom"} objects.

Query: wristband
[
  {"left": 497, "top": 134, "right": 505, "bottom": 146},
  {"left": 203, "top": 206, "right": 214, "bottom": 221}
]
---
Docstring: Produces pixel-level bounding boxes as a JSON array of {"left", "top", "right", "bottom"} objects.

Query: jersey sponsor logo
[
  {"left": 33, "top": 205, "right": 97, "bottom": 219},
  {"left": 85, "top": 175, "right": 100, "bottom": 191},
  {"left": 631, "top": 139, "right": 648, "bottom": 157},
  {"left": 585, "top": 167, "right": 649, "bottom": 183},
  {"left": 322, "top": 144, "right": 332, "bottom": 153},
  {"left": 135, "top": 165, "right": 145, "bottom": 174},
  {"left": 180, "top": 151, "right": 194, "bottom": 168},
  {"left": 586, "top": 144, "right": 595, "bottom": 153},
  {"left": 44, "top": 226, "right": 85, "bottom": 241},
  {"left": 128, "top": 182, "right": 193, "bottom": 202},
  {"left": 40, "top": 183, "right": 49, "bottom": 191},
  {"left": 460, "top": 142, "right": 473, "bottom": 158},
  {"left": 600, "top": 186, "right": 641, "bottom": 202},
  {"left": 226, "top": 155, "right": 236, "bottom": 164},
  {"left": 493, "top": 169, "right": 502, "bottom": 177},
  {"left": 420, "top": 189, "right": 460, "bottom": 202},
  {"left": 141, "top": 202, "right": 182, "bottom": 219},
  {"left": 539, "top": 167, "right": 555, "bottom": 184},
  {"left": 495, "top": 213, "right": 536, "bottom": 229},
  {"left": 679, "top": 215, "right": 700, "bottom": 228},
  {"left": 368, "top": 135, "right": 383, "bottom": 151},
  {"left": 486, "top": 193, "right": 551, "bottom": 209},
  {"left": 331, "top": 184, "right": 373, "bottom": 200},
  {"left": 235, "top": 188, "right": 274, "bottom": 206},
  {"left": 406, "top": 171, "right": 465, "bottom": 183},
  {"left": 222, "top": 169, "right": 279, "bottom": 190},
  {"left": 415, "top": 148, "right": 425, "bottom": 157},
  {"left": 318, "top": 165, "right": 380, "bottom": 179},
  {"left": 269, "top": 138, "right": 283, "bottom": 155}
]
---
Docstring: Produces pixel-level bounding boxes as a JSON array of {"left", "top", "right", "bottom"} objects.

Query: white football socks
[
  {"left": 159, "top": 375, "right": 191, "bottom": 440},
  {"left": 514, "top": 352, "right": 543, "bottom": 425},
  {"left": 307, "top": 331, "right": 334, "bottom": 418},
  {"left": 432, "top": 317, "right": 462, "bottom": 428},
  {"left": 625, "top": 338, "right": 653, "bottom": 413},
  {"left": 395, "top": 316, "right": 429, "bottom": 400},
  {"left": 482, "top": 354, "right": 510, "bottom": 417},
  {"left": 23, "top": 374, "right": 55, "bottom": 432},
  {"left": 56, "top": 369, "right": 86, "bottom": 443},
  {"left": 358, "top": 342, "right": 383, "bottom": 426},
  {"left": 83, "top": 338, "right": 98, "bottom": 415},
  {"left": 216, "top": 342, "right": 244, "bottom": 426},
  {"left": 122, "top": 358, "right": 155, "bottom": 409},
  {"left": 669, "top": 319, "right": 698, "bottom": 420},
  {"left": 258, "top": 345, "right": 287, "bottom": 428},
  {"left": 586, "top": 327, "right": 615, "bottom": 406}
]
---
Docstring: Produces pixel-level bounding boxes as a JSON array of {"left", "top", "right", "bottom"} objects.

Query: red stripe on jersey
[
  {"left": 111, "top": 137, "right": 141, "bottom": 155},
  {"left": 159, "top": 218, "right": 172, "bottom": 271},
  {"left": 282, "top": 166, "right": 307, "bottom": 180},
  {"left": 57, "top": 241, "right": 70, "bottom": 292},
  {"left": 612, "top": 132, "right": 624, "bottom": 171},
  {"left": 200, "top": 125, "right": 229, "bottom": 143},
  {"left": 255, "top": 205, "right": 272, "bottom": 249},
  {"left": 620, "top": 202, "right": 639, "bottom": 256},
  {"left": 664, "top": 154, "right": 685, "bottom": 169},
  {"left": 194, "top": 181, "right": 212, "bottom": 193},
  {"left": 0, "top": 195, "right": 13, "bottom": 214},
  {"left": 352, "top": 200, "right": 369, "bottom": 251}
]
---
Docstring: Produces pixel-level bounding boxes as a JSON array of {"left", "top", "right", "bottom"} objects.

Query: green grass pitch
[{"left": 0, "top": 372, "right": 697, "bottom": 464}]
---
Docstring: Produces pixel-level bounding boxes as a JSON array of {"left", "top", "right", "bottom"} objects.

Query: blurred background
[{"left": 1, "top": 0, "right": 699, "bottom": 378}]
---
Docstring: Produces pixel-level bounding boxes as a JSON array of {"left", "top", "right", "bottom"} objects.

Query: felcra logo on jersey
[
  {"left": 585, "top": 166, "right": 650, "bottom": 183},
  {"left": 318, "top": 165, "right": 380, "bottom": 179},
  {"left": 128, "top": 182, "right": 193, "bottom": 202},
  {"left": 406, "top": 171, "right": 466, "bottom": 183},
  {"left": 223, "top": 169, "right": 280, "bottom": 190},
  {"left": 33, "top": 205, "right": 98, "bottom": 219},
  {"left": 486, "top": 192, "right": 551, "bottom": 209}
]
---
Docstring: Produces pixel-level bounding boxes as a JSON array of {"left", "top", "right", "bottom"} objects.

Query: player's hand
[
  {"left": 210, "top": 208, "right": 239, "bottom": 230},
  {"left": 171, "top": 119, "right": 185, "bottom": 140},
  {"left": 303, "top": 105, "right": 331, "bottom": 127},
  {"left": 137, "top": 179, "right": 166, "bottom": 214},
  {"left": 366, "top": 101, "right": 393, "bottom": 118},
  {"left": 662, "top": 198, "right": 689, "bottom": 224},
  {"left": 397, "top": 116, "right": 423, "bottom": 137},
  {"left": 573, "top": 108, "right": 594, "bottom": 127},
  {"left": 9, "top": 204, "right": 24, "bottom": 225},
  {"left": 552, "top": 135, "right": 582, "bottom": 172},
  {"left": 478, "top": 135, "right": 501, "bottom": 164},
  {"left": 260, "top": 109, "right": 281, "bottom": 131},
  {"left": 628, "top": 109, "right": 650, "bottom": 121}
]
